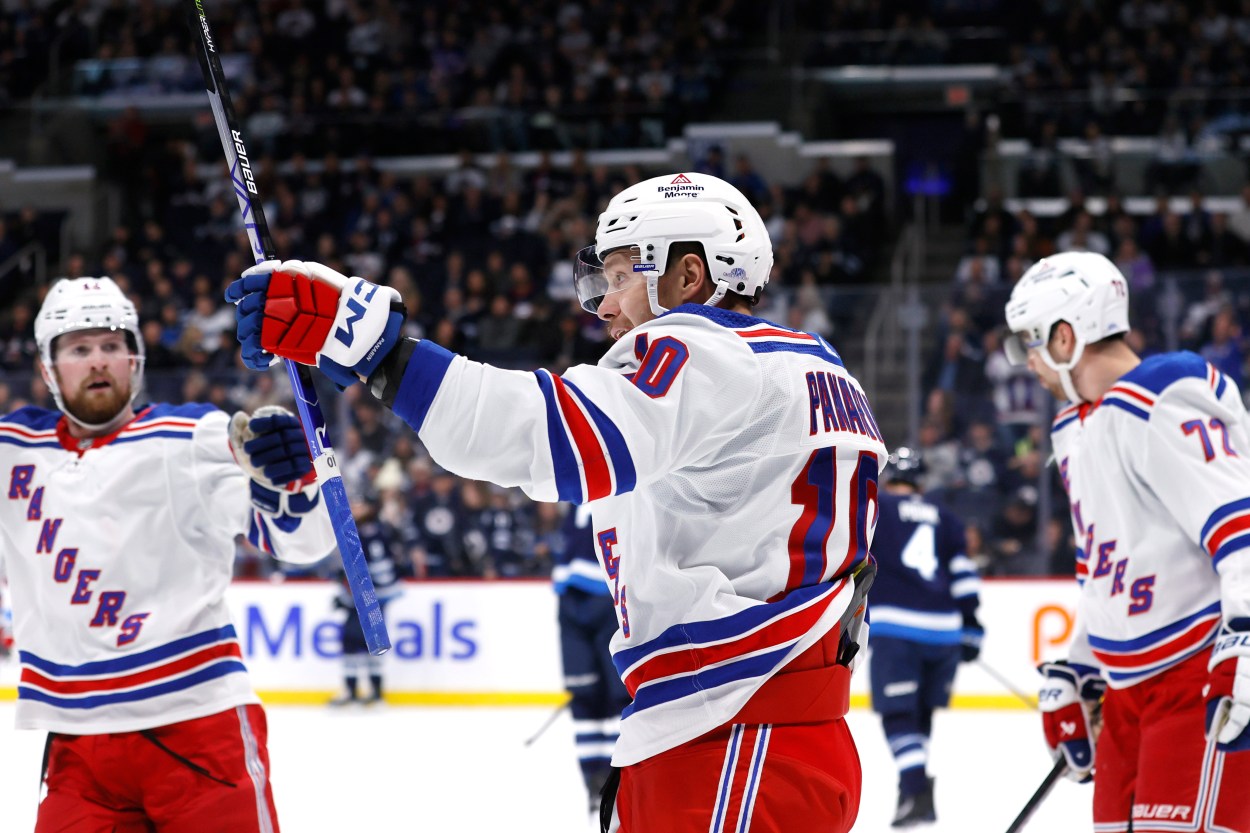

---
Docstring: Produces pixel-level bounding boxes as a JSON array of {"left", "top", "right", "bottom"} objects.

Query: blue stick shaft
[{"left": 186, "top": 0, "right": 389, "bottom": 655}]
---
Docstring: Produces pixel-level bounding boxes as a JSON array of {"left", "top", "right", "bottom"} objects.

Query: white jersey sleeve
[
  {"left": 1142, "top": 373, "right": 1250, "bottom": 626},
  {"left": 397, "top": 318, "right": 759, "bottom": 504}
]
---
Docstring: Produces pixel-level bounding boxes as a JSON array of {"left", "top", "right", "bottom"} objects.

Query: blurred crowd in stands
[
  {"left": 1, "top": 0, "right": 760, "bottom": 154},
  {"left": 0, "top": 135, "right": 891, "bottom": 581},
  {"left": 4, "top": 0, "right": 1250, "bottom": 581}
]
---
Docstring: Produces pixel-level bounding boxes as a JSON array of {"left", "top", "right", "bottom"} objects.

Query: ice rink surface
[{"left": 0, "top": 703, "right": 1093, "bottom": 832}]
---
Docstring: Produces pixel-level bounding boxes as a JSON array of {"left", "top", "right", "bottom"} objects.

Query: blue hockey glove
[
  {"left": 229, "top": 406, "right": 319, "bottom": 523},
  {"left": 959, "top": 614, "right": 984, "bottom": 663},
  {"left": 225, "top": 259, "right": 404, "bottom": 389},
  {"left": 1206, "top": 619, "right": 1250, "bottom": 752},
  {"left": 1039, "top": 660, "right": 1105, "bottom": 783}
]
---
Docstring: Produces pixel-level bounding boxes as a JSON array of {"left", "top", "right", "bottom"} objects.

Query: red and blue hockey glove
[
  {"left": 1039, "top": 660, "right": 1105, "bottom": 782},
  {"left": 229, "top": 406, "right": 319, "bottom": 523},
  {"left": 225, "top": 259, "right": 404, "bottom": 389},
  {"left": 1206, "top": 619, "right": 1250, "bottom": 752},
  {"left": 959, "top": 614, "right": 984, "bottom": 663}
]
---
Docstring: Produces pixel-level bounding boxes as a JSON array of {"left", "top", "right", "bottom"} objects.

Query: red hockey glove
[
  {"left": 226, "top": 259, "right": 404, "bottom": 388},
  {"left": 1039, "top": 661, "right": 1104, "bottom": 783},
  {"left": 1206, "top": 620, "right": 1250, "bottom": 752}
]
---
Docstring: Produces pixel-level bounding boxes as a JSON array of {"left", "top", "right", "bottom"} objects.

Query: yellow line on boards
[{"left": 0, "top": 688, "right": 1034, "bottom": 709}]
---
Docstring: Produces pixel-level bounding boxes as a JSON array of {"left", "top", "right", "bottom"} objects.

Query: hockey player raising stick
[
  {"left": 0, "top": 278, "right": 337, "bottom": 831},
  {"left": 227, "top": 173, "right": 887, "bottom": 833},
  {"left": 1004, "top": 252, "right": 1250, "bottom": 832}
]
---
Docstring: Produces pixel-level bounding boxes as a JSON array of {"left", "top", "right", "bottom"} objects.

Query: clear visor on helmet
[
  {"left": 573, "top": 245, "right": 656, "bottom": 313},
  {"left": 1003, "top": 329, "right": 1043, "bottom": 366}
]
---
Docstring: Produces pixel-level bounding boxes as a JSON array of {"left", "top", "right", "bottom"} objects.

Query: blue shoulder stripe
[
  {"left": 748, "top": 341, "right": 845, "bottom": 368},
  {"left": 0, "top": 406, "right": 61, "bottom": 430},
  {"left": 1101, "top": 398, "right": 1150, "bottom": 421},
  {"left": 140, "top": 402, "right": 217, "bottom": 421},
  {"left": 1119, "top": 352, "right": 1207, "bottom": 396}
]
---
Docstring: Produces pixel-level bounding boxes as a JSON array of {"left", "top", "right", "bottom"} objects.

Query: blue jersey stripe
[
  {"left": 19, "top": 625, "right": 238, "bottom": 676},
  {"left": 870, "top": 622, "right": 962, "bottom": 645},
  {"left": 1100, "top": 398, "right": 1150, "bottom": 421},
  {"left": 747, "top": 341, "right": 845, "bottom": 368},
  {"left": 19, "top": 661, "right": 247, "bottom": 709},
  {"left": 1103, "top": 635, "right": 1216, "bottom": 683},
  {"left": 1216, "top": 372, "right": 1228, "bottom": 399},
  {"left": 1214, "top": 532, "right": 1250, "bottom": 567},
  {"left": 1201, "top": 497, "right": 1250, "bottom": 543},
  {"left": 563, "top": 378, "right": 637, "bottom": 496},
  {"left": 1087, "top": 602, "right": 1221, "bottom": 652},
  {"left": 621, "top": 643, "right": 791, "bottom": 718},
  {"left": 1053, "top": 414, "right": 1080, "bottom": 432},
  {"left": 112, "top": 430, "right": 195, "bottom": 445},
  {"left": 392, "top": 339, "right": 456, "bottom": 431},
  {"left": 0, "top": 436, "right": 61, "bottom": 448},
  {"left": 533, "top": 370, "right": 583, "bottom": 503},
  {"left": 612, "top": 581, "right": 832, "bottom": 677}
]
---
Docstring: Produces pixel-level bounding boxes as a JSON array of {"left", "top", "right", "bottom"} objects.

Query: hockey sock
[
  {"left": 366, "top": 654, "right": 384, "bottom": 699},
  {"left": 344, "top": 675, "right": 359, "bottom": 699},
  {"left": 882, "top": 711, "right": 929, "bottom": 795}
]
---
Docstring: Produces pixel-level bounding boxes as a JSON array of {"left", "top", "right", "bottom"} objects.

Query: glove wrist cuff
[
  {"left": 369, "top": 337, "right": 418, "bottom": 408},
  {"left": 1212, "top": 630, "right": 1250, "bottom": 668}
]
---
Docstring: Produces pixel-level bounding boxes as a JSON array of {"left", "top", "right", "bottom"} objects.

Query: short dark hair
[{"left": 666, "top": 241, "right": 759, "bottom": 307}]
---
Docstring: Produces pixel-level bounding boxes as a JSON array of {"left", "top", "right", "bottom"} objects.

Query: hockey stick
[
  {"left": 1003, "top": 757, "right": 1065, "bottom": 833},
  {"left": 185, "top": 0, "right": 390, "bottom": 655},
  {"left": 976, "top": 659, "right": 1038, "bottom": 710},
  {"left": 523, "top": 701, "right": 570, "bottom": 747}
]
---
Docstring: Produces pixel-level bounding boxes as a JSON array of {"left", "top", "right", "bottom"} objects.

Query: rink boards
[{"left": 0, "top": 578, "right": 1079, "bottom": 708}]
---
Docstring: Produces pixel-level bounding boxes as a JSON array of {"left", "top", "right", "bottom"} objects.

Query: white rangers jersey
[
  {"left": 1052, "top": 352, "right": 1250, "bottom": 688},
  {"left": 388, "top": 304, "right": 886, "bottom": 765},
  {"left": 0, "top": 403, "right": 335, "bottom": 733}
]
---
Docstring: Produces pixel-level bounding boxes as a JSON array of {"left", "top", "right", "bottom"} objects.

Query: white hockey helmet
[
  {"left": 35, "top": 277, "right": 145, "bottom": 428},
  {"left": 574, "top": 172, "right": 774, "bottom": 316},
  {"left": 1003, "top": 251, "right": 1129, "bottom": 402}
]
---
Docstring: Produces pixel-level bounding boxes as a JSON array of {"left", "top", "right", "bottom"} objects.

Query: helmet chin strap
[
  {"left": 646, "top": 274, "right": 732, "bottom": 317},
  {"left": 1039, "top": 341, "right": 1087, "bottom": 403},
  {"left": 645, "top": 273, "right": 669, "bottom": 317}
]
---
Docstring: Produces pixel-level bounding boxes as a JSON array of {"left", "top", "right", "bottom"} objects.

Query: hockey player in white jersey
[
  {"left": 1004, "top": 251, "right": 1250, "bottom": 832},
  {"left": 227, "top": 172, "right": 886, "bottom": 833},
  {"left": 0, "top": 278, "right": 336, "bottom": 832}
]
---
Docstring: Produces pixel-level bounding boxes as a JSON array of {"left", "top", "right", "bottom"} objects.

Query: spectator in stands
[
  {"left": 730, "top": 153, "right": 769, "bottom": 206},
  {"left": 1017, "top": 120, "right": 1063, "bottom": 198},
  {"left": 984, "top": 328, "right": 1043, "bottom": 449},
  {"left": 1056, "top": 210, "right": 1111, "bottom": 256},
  {"left": 1201, "top": 307, "right": 1245, "bottom": 390},
  {"left": 986, "top": 494, "right": 1041, "bottom": 576}
]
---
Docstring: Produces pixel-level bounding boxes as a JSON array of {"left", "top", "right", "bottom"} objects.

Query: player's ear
[
  {"left": 38, "top": 358, "right": 56, "bottom": 389},
  {"left": 678, "top": 252, "right": 707, "bottom": 301},
  {"left": 1050, "top": 321, "right": 1076, "bottom": 361}
]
